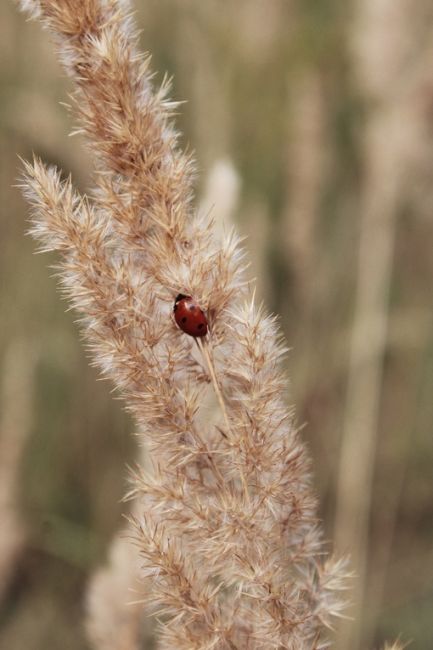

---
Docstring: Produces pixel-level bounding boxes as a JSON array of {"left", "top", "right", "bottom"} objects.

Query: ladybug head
[{"left": 174, "top": 293, "right": 191, "bottom": 312}]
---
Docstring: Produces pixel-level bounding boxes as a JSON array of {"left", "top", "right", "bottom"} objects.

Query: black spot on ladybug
[
  {"left": 197, "top": 323, "right": 204, "bottom": 329},
  {"left": 181, "top": 316, "right": 188, "bottom": 323}
]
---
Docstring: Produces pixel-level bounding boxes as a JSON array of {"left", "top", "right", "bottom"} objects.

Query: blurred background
[{"left": 1, "top": 0, "right": 433, "bottom": 648}]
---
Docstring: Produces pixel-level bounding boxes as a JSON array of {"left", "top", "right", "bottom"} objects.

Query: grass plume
[{"left": 17, "top": 0, "right": 348, "bottom": 647}]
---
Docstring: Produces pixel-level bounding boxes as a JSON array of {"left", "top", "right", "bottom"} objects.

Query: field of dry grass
[{"left": 1, "top": 1, "right": 433, "bottom": 648}]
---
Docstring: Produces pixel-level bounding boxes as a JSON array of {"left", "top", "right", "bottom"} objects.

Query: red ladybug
[{"left": 173, "top": 294, "right": 208, "bottom": 337}]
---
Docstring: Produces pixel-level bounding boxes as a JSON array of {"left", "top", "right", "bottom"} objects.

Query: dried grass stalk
[
  {"left": 86, "top": 530, "right": 149, "bottom": 650},
  {"left": 17, "top": 0, "right": 348, "bottom": 647},
  {"left": 0, "top": 340, "right": 36, "bottom": 603},
  {"left": 335, "top": 1, "right": 426, "bottom": 648}
]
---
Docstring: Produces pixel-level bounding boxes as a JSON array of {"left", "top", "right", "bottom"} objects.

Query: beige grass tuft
[{"left": 18, "top": 1, "right": 349, "bottom": 647}]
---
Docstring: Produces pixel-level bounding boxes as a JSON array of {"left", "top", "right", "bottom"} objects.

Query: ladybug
[{"left": 173, "top": 294, "right": 208, "bottom": 337}]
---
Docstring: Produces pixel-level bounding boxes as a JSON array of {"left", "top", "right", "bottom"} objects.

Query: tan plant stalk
[
  {"left": 0, "top": 339, "right": 36, "bottom": 603},
  {"left": 86, "top": 529, "right": 150, "bottom": 650},
  {"left": 282, "top": 69, "right": 326, "bottom": 307},
  {"left": 334, "top": 1, "right": 429, "bottom": 649},
  {"left": 17, "top": 0, "right": 348, "bottom": 647},
  {"left": 199, "top": 158, "right": 241, "bottom": 238},
  {"left": 280, "top": 67, "right": 327, "bottom": 412}
]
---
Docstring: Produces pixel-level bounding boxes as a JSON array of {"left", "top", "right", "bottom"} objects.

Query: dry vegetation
[
  {"left": 16, "top": 0, "right": 349, "bottom": 648},
  {"left": 1, "top": 0, "right": 432, "bottom": 649}
]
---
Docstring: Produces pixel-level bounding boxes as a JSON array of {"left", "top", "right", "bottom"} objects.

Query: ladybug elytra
[{"left": 174, "top": 294, "right": 208, "bottom": 337}]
